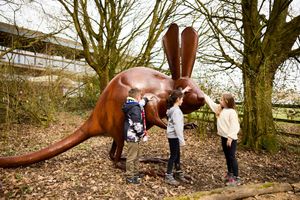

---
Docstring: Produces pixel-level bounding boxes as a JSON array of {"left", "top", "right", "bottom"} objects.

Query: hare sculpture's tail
[{"left": 0, "top": 126, "right": 90, "bottom": 168}]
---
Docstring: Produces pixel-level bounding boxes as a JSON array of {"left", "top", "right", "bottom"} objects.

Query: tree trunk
[
  {"left": 97, "top": 67, "right": 109, "bottom": 92},
  {"left": 242, "top": 62, "right": 278, "bottom": 152}
]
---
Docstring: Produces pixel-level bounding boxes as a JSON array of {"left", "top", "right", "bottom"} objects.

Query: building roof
[{"left": 0, "top": 21, "right": 86, "bottom": 58}]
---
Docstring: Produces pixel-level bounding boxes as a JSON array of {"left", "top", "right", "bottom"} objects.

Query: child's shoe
[
  {"left": 126, "top": 176, "right": 140, "bottom": 184},
  {"left": 174, "top": 171, "right": 189, "bottom": 183},
  {"left": 223, "top": 172, "right": 233, "bottom": 183},
  {"left": 165, "top": 173, "right": 180, "bottom": 186},
  {"left": 135, "top": 172, "right": 145, "bottom": 180},
  {"left": 226, "top": 176, "right": 241, "bottom": 186}
]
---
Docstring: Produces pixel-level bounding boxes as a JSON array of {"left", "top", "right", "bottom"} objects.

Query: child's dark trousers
[{"left": 221, "top": 136, "right": 238, "bottom": 177}]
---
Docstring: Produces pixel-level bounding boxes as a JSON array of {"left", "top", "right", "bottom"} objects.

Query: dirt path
[{"left": 0, "top": 112, "right": 299, "bottom": 199}]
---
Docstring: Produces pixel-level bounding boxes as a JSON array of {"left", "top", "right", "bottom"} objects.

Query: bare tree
[
  {"left": 185, "top": 0, "right": 300, "bottom": 151},
  {"left": 57, "top": 0, "right": 179, "bottom": 91},
  {"left": 0, "top": 0, "right": 72, "bottom": 125}
]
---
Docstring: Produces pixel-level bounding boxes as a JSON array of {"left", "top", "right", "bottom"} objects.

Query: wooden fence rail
[{"left": 187, "top": 103, "right": 300, "bottom": 136}]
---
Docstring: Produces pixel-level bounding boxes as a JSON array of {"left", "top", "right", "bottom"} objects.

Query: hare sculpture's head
[{"left": 163, "top": 23, "right": 205, "bottom": 113}]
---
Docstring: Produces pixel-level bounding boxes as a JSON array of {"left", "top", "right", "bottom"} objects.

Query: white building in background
[{"left": 0, "top": 21, "right": 95, "bottom": 92}]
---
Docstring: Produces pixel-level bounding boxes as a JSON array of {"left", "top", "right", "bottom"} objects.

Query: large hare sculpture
[{"left": 0, "top": 23, "right": 205, "bottom": 168}]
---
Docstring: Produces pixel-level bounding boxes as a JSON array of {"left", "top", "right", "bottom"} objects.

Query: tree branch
[
  {"left": 288, "top": 47, "right": 300, "bottom": 58},
  {"left": 193, "top": 0, "right": 245, "bottom": 57}
]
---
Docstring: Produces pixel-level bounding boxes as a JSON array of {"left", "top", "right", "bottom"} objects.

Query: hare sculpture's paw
[{"left": 143, "top": 94, "right": 167, "bottom": 129}]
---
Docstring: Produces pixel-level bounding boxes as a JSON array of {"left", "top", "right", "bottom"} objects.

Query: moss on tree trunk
[
  {"left": 242, "top": 62, "right": 278, "bottom": 152},
  {"left": 97, "top": 67, "right": 109, "bottom": 92}
]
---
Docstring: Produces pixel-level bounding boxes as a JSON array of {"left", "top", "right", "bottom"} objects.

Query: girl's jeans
[
  {"left": 167, "top": 138, "right": 181, "bottom": 174},
  {"left": 221, "top": 136, "right": 238, "bottom": 177}
]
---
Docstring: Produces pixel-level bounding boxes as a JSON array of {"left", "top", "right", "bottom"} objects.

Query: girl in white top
[{"left": 204, "top": 93, "right": 241, "bottom": 186}]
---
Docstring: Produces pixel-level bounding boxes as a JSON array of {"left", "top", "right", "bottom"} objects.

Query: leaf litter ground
[{"left": 0, "top": 111, "right": 299, "bottom": 199}]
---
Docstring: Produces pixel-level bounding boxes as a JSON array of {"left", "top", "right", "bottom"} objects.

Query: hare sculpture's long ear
[
  {"left": 163, "top": 23, "right": 180, "bottom": 80},
  {"left": 181, "top": 27, "right": 198, "bottom": 78}
]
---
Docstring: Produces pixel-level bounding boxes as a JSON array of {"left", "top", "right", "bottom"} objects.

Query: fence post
[
  {"left": 187, "top": 113, "right": 191, "bottom": 123},
  {"left": 213, "top": 99, "right": 219, "bottom": 132},
  {"left": 213, "top": 114, "right": 217, "bottom": 132}
]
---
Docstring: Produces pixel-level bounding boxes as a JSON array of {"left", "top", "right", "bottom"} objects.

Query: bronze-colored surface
[
  {"left": 0, "top": 23, "right": 204, "bottom": 168},
  {"left": 181, "top": 27, "right": 198, "bottom": 77},
  {"left": 163, "top": 23, "right": 180, "bottom": 80}
]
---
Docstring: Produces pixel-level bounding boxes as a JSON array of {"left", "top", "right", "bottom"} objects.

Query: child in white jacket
[{"left": 204, "top": 93, "right": 241, "bottom": 186}]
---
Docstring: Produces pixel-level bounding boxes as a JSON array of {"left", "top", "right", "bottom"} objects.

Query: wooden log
[
  {"left": 292, "top": 182, "right": 300, "bottom": 193},
  {"left": 165, "top": 182, "right": 294, "bottom": 200}
]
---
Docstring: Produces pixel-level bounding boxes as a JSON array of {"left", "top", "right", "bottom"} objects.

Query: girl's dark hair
[{"left": 166, "top": 89, "right": 184, "bottom": 109}]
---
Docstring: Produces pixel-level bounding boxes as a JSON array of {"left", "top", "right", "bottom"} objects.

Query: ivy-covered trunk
[{"left": 242, "top": 62, "right": 278, "bottom": 152}]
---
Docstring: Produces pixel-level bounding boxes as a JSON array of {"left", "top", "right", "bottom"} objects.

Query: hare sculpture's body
[{"left": 0, "top": 23, "right": 205, "bottom": 168}]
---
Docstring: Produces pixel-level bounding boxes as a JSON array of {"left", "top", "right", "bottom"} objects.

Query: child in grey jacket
[{"left": 165, "top": 87, "right": 190, "bottom": 186}]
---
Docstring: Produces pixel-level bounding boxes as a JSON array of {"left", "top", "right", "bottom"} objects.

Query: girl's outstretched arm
[{"left": 203, "top": 93, "right": 219, "bottom": 114}]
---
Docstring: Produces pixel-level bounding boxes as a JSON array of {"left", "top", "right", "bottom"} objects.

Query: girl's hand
[
  {"left": 182, "top": 86, "right": 191, "bottom": 93},
  {"left": 143, "top": 93, "right": 155, "bottom": 100},
  {"left": 227, "top": 138, "right": 232, "bottom": 147}
]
